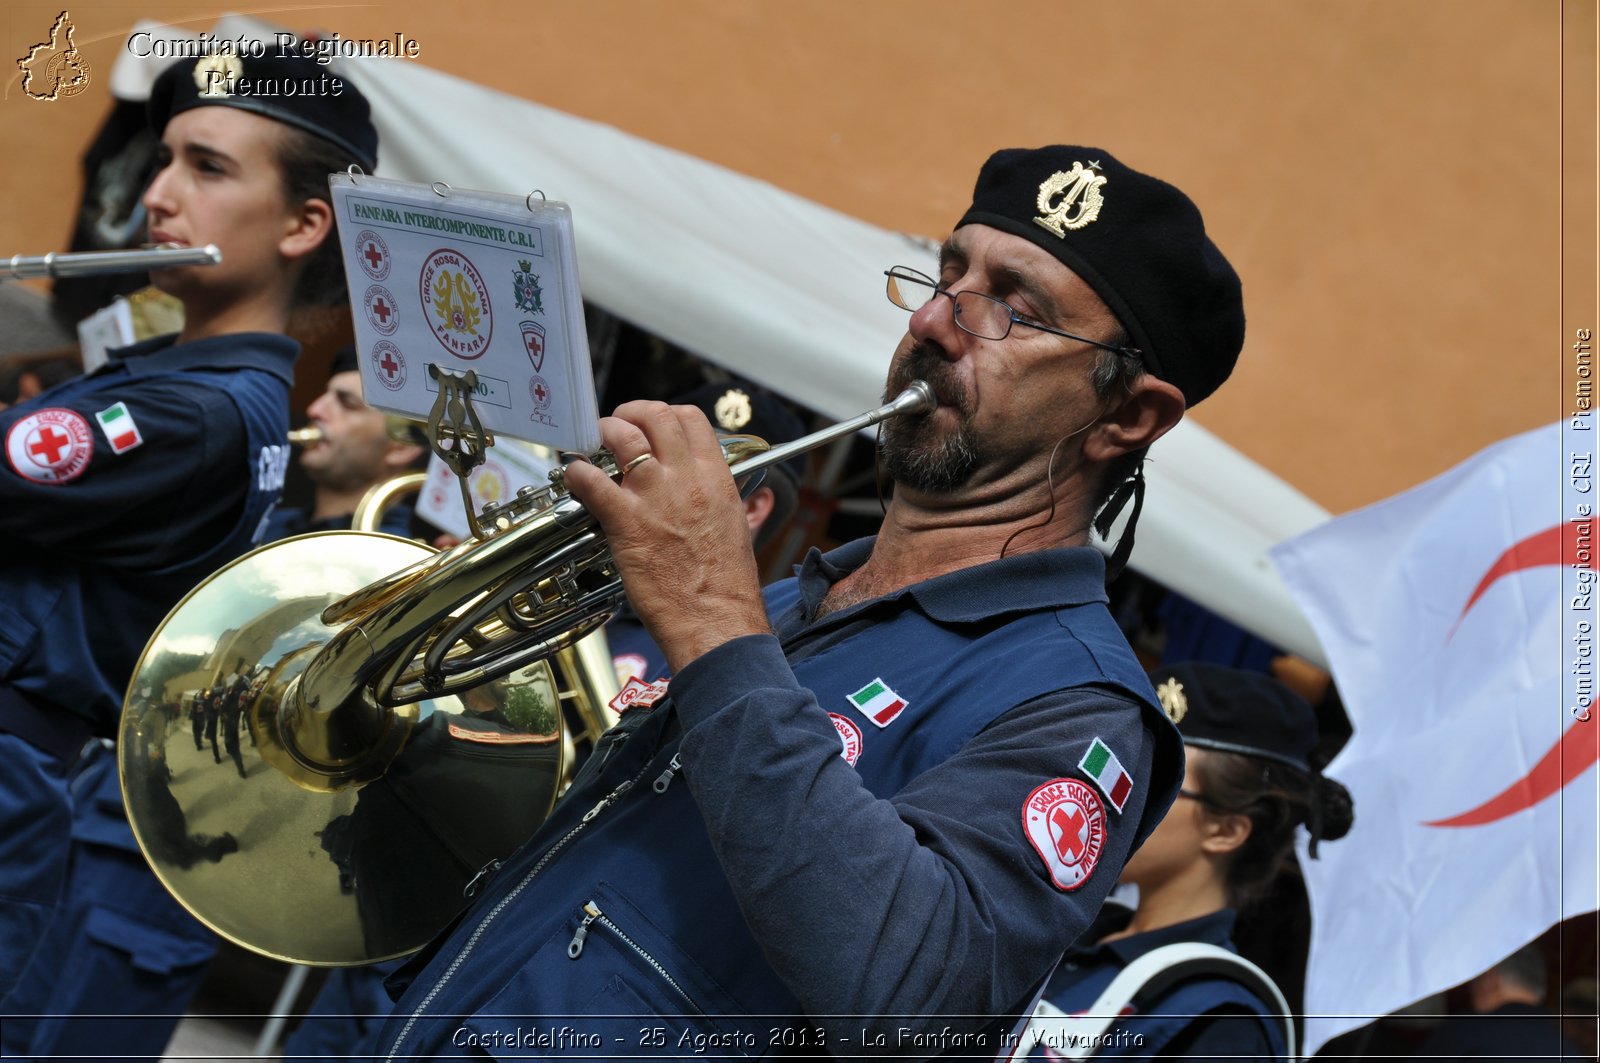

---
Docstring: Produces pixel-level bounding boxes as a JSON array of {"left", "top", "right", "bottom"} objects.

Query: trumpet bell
[{"left": 119, "top": 531, "right": 564, "bottom": 965}]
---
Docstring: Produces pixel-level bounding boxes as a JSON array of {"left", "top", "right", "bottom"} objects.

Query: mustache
[{"left": 890, "top": 342, "right": 971, "bottom": 415}]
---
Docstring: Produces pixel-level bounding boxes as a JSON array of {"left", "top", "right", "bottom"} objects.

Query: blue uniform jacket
[
  {"left": 377, "top": 539, "right": 1182, "bottom": 1059},
  {"left": 1025, "top": 908, "right": 1285, "bottom": 1061},
  {"left": 0, "top": 332, "right": 294, "bottom": 738},
  {"left": 0, "top": 741, "right": 218, "bottom": 1060}
]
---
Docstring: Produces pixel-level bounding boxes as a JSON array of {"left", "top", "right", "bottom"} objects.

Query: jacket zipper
[
  {"left": 652, "top": 752, "right": 683, "bottom": 793},
  {"left": 462, "top": 859, "right": 501, "bottom": 900},
  {"left": 592, "top": 729, "right": 629, "bottom": 774},
  {"left": 566, "top": 899, "right": 703, "bottom": 1013},
  {"left": 383, "top": 769, "right": 646, "bottom": 1060}
]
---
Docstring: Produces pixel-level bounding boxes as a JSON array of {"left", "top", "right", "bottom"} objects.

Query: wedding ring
[{"left": 620, "top": 452, "right": 655, "bottom": 475}]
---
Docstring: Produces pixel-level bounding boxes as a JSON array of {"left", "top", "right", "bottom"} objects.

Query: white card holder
[{"left": 331, "top": 173, "right": 600, "bottom": 453}]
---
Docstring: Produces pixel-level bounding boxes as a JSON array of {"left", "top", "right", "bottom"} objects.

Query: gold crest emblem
[
  {"left": 1034, "top": 162, "right": 1107, "bottom": 237},
  {"left": 713, "top": 389, "right": 753, "bottom": 431},
  {"left": 193, "top": 53, "right": 243, "bottom": 96},
  {"left": 432, "top": 270, "right": 483, "bottom": 336},
  {"left": 1156, "top": 677, "right": 1188, "bottom": 724}
]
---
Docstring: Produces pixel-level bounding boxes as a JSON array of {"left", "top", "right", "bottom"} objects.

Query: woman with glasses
[{"left": 1021, "top": 662, "right": 1354, "bottom": 1061}]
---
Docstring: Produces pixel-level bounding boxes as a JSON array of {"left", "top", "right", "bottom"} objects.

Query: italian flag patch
[
  {"left": 94, "top": 402, "right": 143, "bottom": 455},
  {"left": 1079, "top": 737, "right": 1133, "bottom": 812},
  {"left": 846, "top": 677, "right": 907, "bottom": 728}
]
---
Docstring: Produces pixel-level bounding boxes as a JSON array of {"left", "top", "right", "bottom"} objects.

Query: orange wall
[{"left": 1, "top": 0, "right": 1581, "bottom": 512}]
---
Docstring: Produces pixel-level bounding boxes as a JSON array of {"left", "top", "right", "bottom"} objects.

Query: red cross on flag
[{"left": 1271, "top": 420, "right": 1599, "bottom": 1055}]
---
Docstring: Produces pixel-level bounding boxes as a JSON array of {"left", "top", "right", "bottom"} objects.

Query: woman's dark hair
[
  {"left": 271, "top": 124, "right": 362, "bottom": 309},
  {"left": 1190, "top": 749, "right": 1355, "bottom": 908}
]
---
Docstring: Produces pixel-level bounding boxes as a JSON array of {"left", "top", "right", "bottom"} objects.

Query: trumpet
[
  {"left": 118, "top": 381, "right": 934, "bottom": 965},
  {"left": 289, "top": 416, "right": 428, "bottom": 449},
  {"left": 3, "top": 244, "right": 222, "bottom": 281}
]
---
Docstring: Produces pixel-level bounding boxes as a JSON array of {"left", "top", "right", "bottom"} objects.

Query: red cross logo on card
[
  {"left": 364, "top": 284, "right": 399, "bottom": 336},
  {"left": 370, "top": 341, "right": 406, "bottom": 391},
  {"left": 519, "top": 320, "right": 547, "bottom": 372},
  {"left": 357, "top": 229, "right": 391, "bottom": 280}
]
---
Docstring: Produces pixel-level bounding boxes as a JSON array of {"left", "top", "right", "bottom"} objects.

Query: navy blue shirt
[
  {"left": 0, "top": 332, "right": 294, "bottom": 735},
  {"left": 377, "top": 538, "right": 1181, "bottom": 1058}
]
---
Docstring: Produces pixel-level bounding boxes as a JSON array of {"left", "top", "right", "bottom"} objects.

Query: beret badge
[
  {"left": 713, "top": 388, "right": 753, "bottom": 431},
  {"left": 1156, "top": 677, "right": 1188, "bottom": 724},
  {"left": 192, "top": 53, "right": 242, "bottom": 96},
  {"left": 1034, "top": 161, "right": 1107, "bottom": 237}
]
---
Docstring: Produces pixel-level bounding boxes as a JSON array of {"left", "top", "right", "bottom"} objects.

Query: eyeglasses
[{"left": 884, "top": 266, "right": 1141, "bottom": 357}]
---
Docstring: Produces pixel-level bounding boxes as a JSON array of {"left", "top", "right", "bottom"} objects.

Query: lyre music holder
[{"left": 424, "top": 364, "right": 496, "bottom": 538}]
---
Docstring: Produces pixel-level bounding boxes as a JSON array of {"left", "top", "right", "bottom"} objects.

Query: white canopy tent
[{"left": 115, "top": 17, "right": 1331, "bottom": 662}]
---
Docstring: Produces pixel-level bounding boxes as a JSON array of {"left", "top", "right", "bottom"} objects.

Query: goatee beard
[{"left": 879, "top": 342, "right": 979, "bottom": 493}]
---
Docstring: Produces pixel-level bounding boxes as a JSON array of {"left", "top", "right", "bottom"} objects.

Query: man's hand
[{"left": 562, "top": 401, "right": 771, "bottom": 673}]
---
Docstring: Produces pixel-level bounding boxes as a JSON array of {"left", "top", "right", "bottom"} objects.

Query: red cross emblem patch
[
  {"left": 6, "top": 408, "right": 93, "bottom": 484},
  {"left": 608, "top": 676, "right": 670, "bottom": 714},
  {"left": 828, "top": 713, "right": 863, "bottom": 766},
  {"left": 1023, "top": 778, "right": 1106, "bottom": 891}
]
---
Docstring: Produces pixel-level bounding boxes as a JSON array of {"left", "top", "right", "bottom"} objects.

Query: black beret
[
  {"left": 148, "top": 53, "right": 378, "bottom": 171},
  {"left": 675, "top": 382, "right": 809, "bottom": 487},
  {"left": 1150, "top": 662, "right": 1316, "bottom": 771},
  {"left": 328, "top": 343, "right": 358, "bottom": 378},
  {"left": 957, "top": 146, "right": 1243, "bottom": 407}
]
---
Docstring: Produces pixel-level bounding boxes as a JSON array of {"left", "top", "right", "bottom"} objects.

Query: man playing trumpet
[
  {"left": 374, "top": 145, "right": 1247, "bottom": 1057},
  {"left": 266, "top": 343, "right": 425, "bottom": 541}
]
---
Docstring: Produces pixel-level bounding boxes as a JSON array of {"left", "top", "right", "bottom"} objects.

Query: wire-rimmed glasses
[{"left": 884, "top": 266, "right": 1140, "bottom": 357}]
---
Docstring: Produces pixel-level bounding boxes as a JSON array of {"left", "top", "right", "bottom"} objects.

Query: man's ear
[
  {"left": 280, "top": 196, "right": 334, "bottom": 262},
  {"left": 1082, "top": 376, "right": 1185, "bottom": 464},
  {"left": 743, "top": 485, "right": 776, "bottom": 537},
  {"left": 383, "top": 442, "right": 426, "bottom": 471}
]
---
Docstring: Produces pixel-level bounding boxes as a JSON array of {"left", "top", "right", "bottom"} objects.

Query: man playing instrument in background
[
  {"left": 373, "top": 144, "right": 1247, "bottom": 1057},
  {"left": 264, "top": 344, "right": 425, "bottom": 542}
]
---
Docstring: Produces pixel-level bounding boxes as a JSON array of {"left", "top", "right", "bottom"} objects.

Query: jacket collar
[
  {"left": 1068, "top": 906, "right": 1239, "bottom": 968},
  {"left": 796, "top": 536, "right": 1110, "bottom": 623}
]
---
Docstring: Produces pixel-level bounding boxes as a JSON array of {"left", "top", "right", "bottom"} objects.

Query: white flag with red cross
[{"left": 1271, "top": 419, "right": 1599, "bottom": 1056}]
